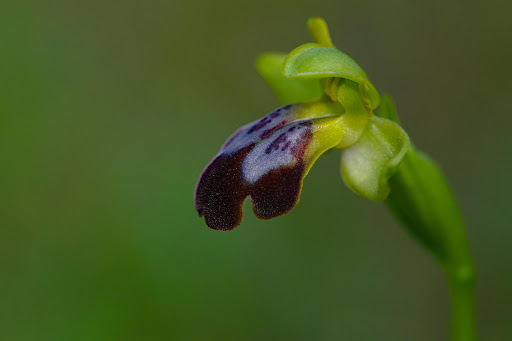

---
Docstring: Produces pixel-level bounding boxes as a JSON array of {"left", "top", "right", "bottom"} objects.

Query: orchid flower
[
  {"left": 194, "top": 18, "right": 477, "bottom": 341},
  {"left": 195, "top": 18, "right": 408, "bottom": 230}
]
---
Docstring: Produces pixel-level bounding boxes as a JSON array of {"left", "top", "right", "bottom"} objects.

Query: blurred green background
[{"left": 1, "top": 0, "right": 511, "bottom": 340}]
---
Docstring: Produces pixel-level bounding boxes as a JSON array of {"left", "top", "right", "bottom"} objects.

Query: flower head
[
  {"left": 195, "top": 18, "right": 409, "bottom": 230},
  {"left": 195, "top": 100, "right": 361, "bottom": 230}
]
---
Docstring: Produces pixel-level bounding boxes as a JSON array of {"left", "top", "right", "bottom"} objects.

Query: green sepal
[
  {"left": 341, "top": 116, "right": 409, "bottom": 201},
  {"left": 255, "top": 52, "right": 323, "bottom": 104},
  {"left": 283, "top": 43, "right": 380, "bottom": 108}
]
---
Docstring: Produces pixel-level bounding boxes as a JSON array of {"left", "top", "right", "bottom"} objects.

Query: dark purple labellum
[{"left": 194, "top": 107, "right": 314, "bottom": 230}]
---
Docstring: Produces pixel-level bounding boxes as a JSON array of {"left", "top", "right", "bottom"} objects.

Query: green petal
[
  {"left": 283, "top": 43, "right": 380, "bottom": 108},
  {"left": 341, "top": 116, "right": 409, "bottom": 201},
  {"left": 255, "top": 52, "right": 323, "bottom": 105},
  {"left": 334, "top": 79, "right": 370, "bottom": 148},
  {"left": 307, "top": 17, "right": 334, "bottom": 47}
]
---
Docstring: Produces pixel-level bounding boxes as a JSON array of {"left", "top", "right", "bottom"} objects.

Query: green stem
[
  {"left": 449, "top": 269, "right": 476, "bottom": 341},
  {"left": 386, "top": 147, "right": 477, "bottom": 341}
]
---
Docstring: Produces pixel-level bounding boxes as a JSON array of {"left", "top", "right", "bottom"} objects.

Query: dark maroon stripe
[{"left": 260, "top": 120, "right": 287, "bottom": 138}]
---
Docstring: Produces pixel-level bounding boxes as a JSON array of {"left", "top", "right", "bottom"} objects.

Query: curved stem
[{"left": 386, "top": 147, "right": 477, "bottom": 341}]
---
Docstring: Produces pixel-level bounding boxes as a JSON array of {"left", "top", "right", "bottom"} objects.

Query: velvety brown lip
[{"left": 194, "top": 123, "right": 313, "bottom": 230}]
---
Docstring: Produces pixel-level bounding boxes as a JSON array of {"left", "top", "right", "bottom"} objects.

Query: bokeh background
[{"left": 1, "top": 0, "right": 511, "bottom": 340}]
